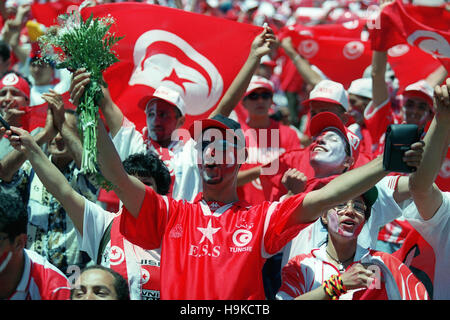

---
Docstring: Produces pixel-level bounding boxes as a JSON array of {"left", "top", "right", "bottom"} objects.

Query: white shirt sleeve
[
  {"left": 76, "top": 199, "right": 116, "bottom": 263},
  {"left": 111, "top": 118, "right": 146, "bottom": 161},
  {"left": 356, "top": 176, "right": 404, "bottom": 249},
  {"left": 171, "top": 139, "right": 201, "bottom": 202},
  {"left": 402, "top": 192, "right": 450, "bottom": 251}
]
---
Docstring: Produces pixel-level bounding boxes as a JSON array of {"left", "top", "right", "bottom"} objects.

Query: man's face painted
[
  {"left": 145, "top": 99, "right": 181, "bottom": 143},
  {"left": 324, "top": 197, "right": 367, "bottom": 239},
  {"left": 310, "top": 129, "right": 349, "bottom": 172},
  {"left": 402, "top": 95, "right": 431, "bottom": 127},
  {"left": 197, "top": 128, "right": 241, "bottom": 185}
]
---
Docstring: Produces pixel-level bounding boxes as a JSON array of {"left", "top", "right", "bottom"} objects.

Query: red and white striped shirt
[
  {"left": 8, "top": 249, "right": 71, "bottom": 300},
  {"left": 277, "top": 245, "right": 428, "bottom": 300}
]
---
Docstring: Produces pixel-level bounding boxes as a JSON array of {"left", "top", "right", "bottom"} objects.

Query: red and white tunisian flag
[
  {"left": 80, "top": 3, "right": 262, "bottom": 132},
  {"left": 31, "top": 0, "right": 82, "bottom": 27},
  {"left": 279, "top": 26, "right": 372, "bottom": 89},
  {"left": 369, "top": 0, "right": 450, "bottom": 72}
]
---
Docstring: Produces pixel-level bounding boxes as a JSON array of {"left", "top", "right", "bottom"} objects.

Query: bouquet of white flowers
[{"left": 38, "top": 11, "right": 122, "bottom": 186}]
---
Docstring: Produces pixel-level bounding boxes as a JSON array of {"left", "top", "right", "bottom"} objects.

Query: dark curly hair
[
  {"left": 0, "top": 192, "right": 28, "bottom": 242},
  {"left": 122, "top": 152, "right": 171, "bottom": 195}
]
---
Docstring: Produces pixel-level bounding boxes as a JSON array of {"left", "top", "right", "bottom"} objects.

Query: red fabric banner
[
  {"left": 280, "top": 26, "right": 372, "bottom": 89},
  {"left": 80, "top": 3, "right": 262, "bottom": 133},
  {"left": 31, "top": 1, "right": 81, "bottom": 27},
  {"left": 369, "top": 0, "right": 450, "bottom": 71}
]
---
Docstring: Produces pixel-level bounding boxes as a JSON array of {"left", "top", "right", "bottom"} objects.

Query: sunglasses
[
  {"left": 199, "top": 140, "right": 238, "bottom": 152},
  {"left": 246, "top": 91, "right": 273, "bottom": 101},
  {"left": 335, "top": 201, "right": 367, "bottom": 215}
]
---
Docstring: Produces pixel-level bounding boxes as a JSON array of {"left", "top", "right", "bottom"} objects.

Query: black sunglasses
[{"left": 246, "top": 91, "right": 273, "bottom": 101}]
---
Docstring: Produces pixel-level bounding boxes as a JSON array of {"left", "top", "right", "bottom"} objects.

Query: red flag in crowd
[
  {"left": 80, "top": 3, "right": 262, "bottom": 133},
  {"left": 386, "top": 43, "right": 443, "bottom": 93},
  {"left": 31, "top": 0, "right": 81, "bottom": 27},
  {"left": 369, "top": 0, "right": 450, "bottom": 72},
  {"left": 280, "top": 26, "right": 372, "bottom": 88},
  {"left": 25, "top": 92, "right": 76, "bottom": 132}
]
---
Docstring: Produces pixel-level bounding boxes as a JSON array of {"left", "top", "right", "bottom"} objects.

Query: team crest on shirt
[
  {"left": 229, "top": 220, "right": 254, "bottom": 253},
  {"left": 188, "top": 219, "right": 221, "bottom": 258},
  {"left": 109, "top": 246, "right": 125, "bottom": 266}
]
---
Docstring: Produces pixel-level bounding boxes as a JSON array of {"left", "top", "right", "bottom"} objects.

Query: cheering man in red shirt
[{"left": 86, "top": 104, "right": 425, "bottom": 299}]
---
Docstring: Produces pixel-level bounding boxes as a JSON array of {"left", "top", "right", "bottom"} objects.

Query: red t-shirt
[
  {"left": 8, "top": 250, "right": 71, "bottom": 300},
  {"left": 119, "top": 187, "right": 310, "bottom": 299}
]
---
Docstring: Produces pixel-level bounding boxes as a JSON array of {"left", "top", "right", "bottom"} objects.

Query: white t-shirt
[
  {"left": 77, "top": 199, "right": 161, "bottom": 300},
  {"left": 282, "top": 176, "right": 404, "bottom": 266},
  {"left": 402, "top": 192, "right": 450, "bottom": 300},
  {"left": 111, "top": 119, "right": 201, "bottom": 202}
]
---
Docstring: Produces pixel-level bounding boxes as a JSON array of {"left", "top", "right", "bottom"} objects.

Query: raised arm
[
  {"left": 370, "top": 0, "right": 395, "bottom": 108},
  {"left": 292, "top": 140, "right": 424, "bottom": 225},
  {"left": 96, "top": 118, "right": 146, "bottom": 217},
  {"left": 0, "top": 108, "right": 56, "bottom": 182},
  {"left": 408, "top": 78, "right": 450, "bottom": 220},
  {"left": 370, "top": 50, "right": 389, "bottom": 108},
  {"left": 280, "top": 36, "right": 323, "bottom": 87},
  {"left": 209, "top": 26, "right": 276, "bottom": 119},
  {"left": 69, "top": 69, "right": 124, "bottom": 138},
  {"left": 42, "top": 90, "right": 84, "bottom": 168},
  {"left": 3, "top": 126, "right": 85, "bottom": 234}
]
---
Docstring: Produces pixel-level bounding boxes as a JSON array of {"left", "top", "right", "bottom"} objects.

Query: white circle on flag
[
  {"left": 388, "top": 44, "right": 410, "bottom": 57},
  {"left": 298, "top": 39, "right": 319, "bottom": 59},
  {"left": 343, "top": 41, "right": 364, "bottom": 60},
  {"left": 129, "top": 29, "right": 224, "bottom": 116},
  {"left": 407, "top": 30, "right": 450, "bottom": 58}
]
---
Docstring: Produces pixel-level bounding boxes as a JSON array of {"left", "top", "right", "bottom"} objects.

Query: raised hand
[
  {"left": 250, "top": 25, "right": 277, "bottom": 59},
  {"left": 403, "top": 140, "right": 425, "bottom": 169},
  {"left": 340, "top": 263, "right": 377, "bottom": 290},
  {"left": 2, "top": 125, "right": 38, "bottom": 155},
  {"left": 433, "top": 78, "right": 450, "bottom": 124},
  {"left": 42, "top": 90, "right": 66, "bottom": 131},
  {"left": 281, "top": 168, "right": 308, "bottom": 195},
  {"left": 69, "top": 68, "right": 91, "bottom": 107}
]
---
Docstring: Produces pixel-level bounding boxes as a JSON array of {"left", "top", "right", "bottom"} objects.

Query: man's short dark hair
[
  {"left": 0, "top": 192, "right": 28, "bottom": 242},
  {"left": 71, "top": 265, "right": 130, "bottom": 300},
  {"left": 122, "top": 152, "right": 171, "bottom": 195}
]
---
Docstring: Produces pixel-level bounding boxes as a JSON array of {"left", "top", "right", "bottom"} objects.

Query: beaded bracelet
[{"left": 322, "top": 274, "right": 347, "bottom": 300}]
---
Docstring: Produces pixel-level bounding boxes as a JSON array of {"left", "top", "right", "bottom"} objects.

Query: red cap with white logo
[
  {"left": 244, "top": 75, "right": 274, "bottom": 97},
  {"left": 139, "top": 85, "right": 186, "bottom": 116},
  {"left": 309, "top": 111, "right": 360, "bottom": 162},
  {"left": 402, "top": 80, "right": 434, "bottom": 110},
  {"left": 302, "top": 79, "right": 349, "bottom": 111},
  {"left": 0, "top": 73, "right": 30, "bottom": 100}
]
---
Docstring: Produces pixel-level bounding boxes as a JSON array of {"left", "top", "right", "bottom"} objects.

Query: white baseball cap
[
  {"left": 244, "top": 75, "right": 274, "bottom": 97},
  {"left": 302, "top": 79, "right": 349, "bottom": 111},
  {"left": 138, "top": 85, "right": 186, "bottom": 116},
  {"left": 403, "top": 80, "right": 434, "bottom": 108},
  {"left": 348, "top": 78, "right": 372, "bottom": 99}
]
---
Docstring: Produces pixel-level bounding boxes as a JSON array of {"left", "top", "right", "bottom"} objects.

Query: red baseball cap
[{"left": 309, "top": 111, "right": 360, "bottom": 161}]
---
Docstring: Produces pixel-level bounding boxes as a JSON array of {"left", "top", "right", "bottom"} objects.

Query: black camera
[{"left": 383, "top": 124, "right": 422, "bottom": 173}]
